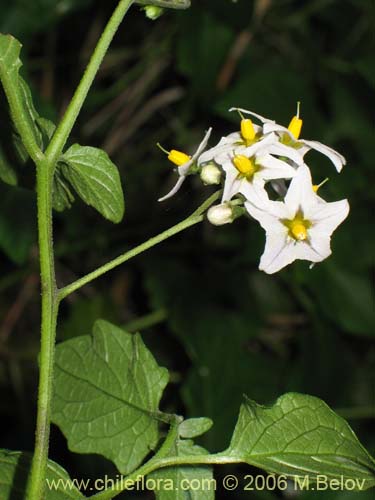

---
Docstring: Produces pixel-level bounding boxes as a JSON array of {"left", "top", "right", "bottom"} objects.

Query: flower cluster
[{"left": 157, "top": 106, "right": 349, "bottom": 274}]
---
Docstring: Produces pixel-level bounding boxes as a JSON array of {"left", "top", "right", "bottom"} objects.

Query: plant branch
[
  {"left": 45, "top": 0, "right": 134, "bottom": 168},
  {"left": 25, "top": 158, "right": 59, "bottom": 500},
  {"left": 58, "top": 191, "right": 220, "bottom": 301},
  {"left": 135, "top": 0, "right": 191, "bottom": 9}
]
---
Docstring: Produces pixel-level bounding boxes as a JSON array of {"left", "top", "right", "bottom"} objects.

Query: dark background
[{"left": 0, "top": 0, "right": 374, "bottom": 498}]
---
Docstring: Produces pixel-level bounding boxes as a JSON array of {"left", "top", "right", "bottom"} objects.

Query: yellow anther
[
  {"left": 313, "top": 177, "right": 329, "bottom": 193},
  {"left": 241, "top": 119, "right": 256, "bottom": 145},
  {"left": 233, "top": 155, "right": 256, "bottom": 175},
  {"left": 290, "top": 220, "right": 308, "bottom": 241},
  {"left": 287, "top": 102, "right": 303, "bottom": 139},
  {"left": 288, "top": 116, "right": 303, "bottom": 140},
  {"left": 168, "top": 150, "right": 191, "bottom": 166}
]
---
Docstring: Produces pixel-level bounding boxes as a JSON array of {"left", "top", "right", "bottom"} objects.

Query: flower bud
[
  {"left": 143, "top": 6, "right": 164, "bottom": 20},
  {"left": 200, "top": 163, "right": 222, "bottom": 185},
  {"left": 207, "top": 203, "right": 234, "bottom": 226}
]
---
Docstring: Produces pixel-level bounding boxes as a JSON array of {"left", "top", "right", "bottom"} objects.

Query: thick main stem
[{"left": 26, "top": 159, "right": 59, "bottom": 500}]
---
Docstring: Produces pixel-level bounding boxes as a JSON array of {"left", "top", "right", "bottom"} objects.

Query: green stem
[
  {"left": 26, "top": 158, "right": 59, "bottom": 500},
  {"left": 45, "top": 0, "right": 134, "bottom": 168},
  {"left": 124, "top": 308, "right": 168, "bottom": 332},
  {"left": 90, "top": 419, "right": 237, "bottom": 500},
  {"left": 59, "top": 191, "right": 220, "bottom": 300},
  {"left": 135, "top": 0, "right": 191, "bottom": 8}
]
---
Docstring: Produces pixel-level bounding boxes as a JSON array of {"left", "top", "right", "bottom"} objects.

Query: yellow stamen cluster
[
  {"left": 241, "top": 119, "right": 256, "bottom": 146},
  {"left": 233, "top": 155, "right": 256, "bottom": 176},
  {"left": 168, "top": 150, "right": 191, "bottom": 166},
  {"left": 290, "top": 220, "right": 308, "bottom": 241}
]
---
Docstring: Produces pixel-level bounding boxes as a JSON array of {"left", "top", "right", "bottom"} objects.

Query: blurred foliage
[{"left": 0, "top": 0, "right": 374, "bottom": 498}]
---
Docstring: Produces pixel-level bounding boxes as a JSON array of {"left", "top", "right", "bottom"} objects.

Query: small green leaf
[
  {"left": 152, "top": 439, "right": 214, "bottom": 500},
  {"left": 225, "top": 393, "right": 375, "bottom": 490},
  {"left": 0, "top": 35, "right": 43, "bottom": 151},
  {"left": 0, "top": 449, "right": 84, "bottom": 499},
  {"left": 59, "top": 144, "right": 124, "bottom": 223},
  {"left": 52, "top": 320, "right": 169, "bottom": 474},
  {"left": 179, "top": 418, "right": 213, "bottom": 439}
]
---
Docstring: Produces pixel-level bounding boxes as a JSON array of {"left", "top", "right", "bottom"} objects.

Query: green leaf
[
  {"left": 225, "top": 393, "right": 375, "bottom": 490},
  {"left": 179, "top": 418, "right": 213, "bottom": 439},
  {"left": 0, "top": 449, "right": 84, "bottom": 499},
  {"left": 52, "top": 166, "right": 75, "bottom": 212},
  {"left": 152, "top": 439, "right": 214, "bottom": 500},
  {"left": 0, "top": 35, "right": 43, "bottom": 151},
  {"left": 59, "top": 144, "right": 124, "bottom": 223},
  {"left": 52, "top": 320, "right": 169, "bottom": 474}
]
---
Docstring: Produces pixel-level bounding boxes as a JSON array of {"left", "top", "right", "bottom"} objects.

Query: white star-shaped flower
[
  {"left": 244, "top": 165, "right": 349, "bottom": 274},
  {"left": 158, "top": 128, "right": 212, "bottom": 202},
  {"left": 233, "top": 106, "right": 346, "bottom": 172},
  {"left": 215, "top": 133, "right": 301, "bottom": 202}
]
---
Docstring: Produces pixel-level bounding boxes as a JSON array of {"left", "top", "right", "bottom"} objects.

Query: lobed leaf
[
  {"left": 0, "top": 449, "right": 84, "bottom": 499},
  {"left": 52, "top": 320, "right": 169, "bottom": 474},
  {"left": 225, "top": 393, "right": 375, "bottom": 490},
  {"left": 59, "top": 144, "right": 125, "bottom": 223}
]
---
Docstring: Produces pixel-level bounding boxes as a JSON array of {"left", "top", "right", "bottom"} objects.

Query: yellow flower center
[
  {"left": 290, "top": 220, "right": 308, "bottom": 241},
  {"left": 240, "top": 119, "right": 256, "bottom": 146},
  {"left": 283, "top": 210, "right": 311, "bottom": 241},
  {"left": 233, "top": 155, "right": 257, "bottom": 176},
  {"left": 168, "top": 150, "right": 191, "bottom": 166}
]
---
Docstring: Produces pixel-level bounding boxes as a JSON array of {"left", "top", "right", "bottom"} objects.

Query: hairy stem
[
  {"left": 45, "top": 0, "right": 134, "bottom": 168},
  {"left": 59, "top": 191, "right": 220, "bottom": 301},
  {"left": 25, "top": 158, "right": 58, "bottom": 500}
]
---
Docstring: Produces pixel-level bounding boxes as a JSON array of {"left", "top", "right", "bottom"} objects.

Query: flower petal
[
  {"left": 300, "top": 139, "right": 346, "bottom": 172},
  {"left": 259, "top": 236, "right": 297, "bottom": 274},
  {"left": 294, "top": 238, "right": 331, "bottom": 262},
  {"left": 221, "top": 163, "right": 241, "bottom": 202},
  {"left": 179, "top": 127, "right": 213, "bottom": 175},
  {"left": 158, "top": 175, "right": 186, "bottom": 202},
  {"left": 229, "top": 107, "right": 275, "bottom": 125},
  {"left": 244, "top": 195, "right": 287, "bottom": 232},
  {"left": 284, "top": 164, "right": 317, "bottom": 216},
  {"left": 257, "top": 154, "right": 297, "bottom": 180},
  {"left": 308, "top": 199, "right": 350, "bottom": 235}
]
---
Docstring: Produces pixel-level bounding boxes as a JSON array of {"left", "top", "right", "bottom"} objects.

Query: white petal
[
  {"left": 256, "top": 154, "right": 297, "bottom": 180},
  {"left": 259, "top": 236, "right": 297, "bottom": 274},
  {"left": 229, "top": 107, "right": 275, "bottom": 124},
  {"left": 266, "top": 142, "right": 305, "bottom": 165},
  {"left": 239, "top": 133, "right": 278, "bottom": 156},
  {"left": 284, "top": 165, "right": 317, "bottom": 215},
  {"left": 158, "top": 175, "right": 185, "bottom": 202},
  {"left": 263, "top": 122, "right": 290, "bottom": 136},
  {"left": 300, "top": 139, "right": 346, "bottom": 172},
  {"left": 308, "top": 199, "right": 350, "bottom": 235},
  {"left": 244, "top": 197, "right": 287, "bottom": 232},
  {"left": 294, "top": 238, "right": 331, "bottom": 263},
  {"left": 221, "top": 164, "right": 241, "bottom": 202}
]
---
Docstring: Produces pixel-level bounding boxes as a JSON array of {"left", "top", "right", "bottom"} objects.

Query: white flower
[
  {"left": 233, "top": 106, "right": 346, "bottom": 172},
  {"left": 217, "top": 133, "right": 300, "bottom": 203},
  {"left": 158, "top": 128, "right": 212, "bottom": 202},
  {"left": 244, "top": 165, "right": 349, "bottom": 274}
]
